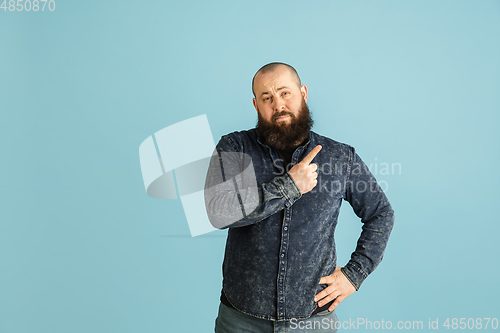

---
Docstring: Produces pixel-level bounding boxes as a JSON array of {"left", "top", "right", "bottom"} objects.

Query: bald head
[{"left": 252, "top": 62, "right": 302, "bottom": 97}]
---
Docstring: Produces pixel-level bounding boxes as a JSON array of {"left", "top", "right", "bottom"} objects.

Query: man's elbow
[{"left": 205, "top": 201, "right": 242, "bottom": 230}]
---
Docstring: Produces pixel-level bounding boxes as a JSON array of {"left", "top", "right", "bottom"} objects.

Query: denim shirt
[{"left": 204, "top": 129, "right": 394, "bottom": 321}]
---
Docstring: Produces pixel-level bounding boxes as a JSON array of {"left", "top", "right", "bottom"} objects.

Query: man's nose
[{"left": 273, "top": 97, "right": 286, "bottom": 112}]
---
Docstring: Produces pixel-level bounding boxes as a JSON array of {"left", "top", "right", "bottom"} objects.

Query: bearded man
[{"left": 205, "top": 62, "right": 395, "bottom": 333}]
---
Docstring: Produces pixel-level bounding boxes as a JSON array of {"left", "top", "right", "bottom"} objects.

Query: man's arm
[
  {"left": 204, "top": 136, "right": 321, "bottom": 229},
  {"left": 314, "top": 148, "right": 395, "bottom": 311},
  {"left": 204, "top": 136, "right": 301, "bottom": 229},
  {"left": 341, "top": 149, "right": 395, "bottom": 290}
]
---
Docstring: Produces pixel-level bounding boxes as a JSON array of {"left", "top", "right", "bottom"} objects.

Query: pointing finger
[{"left": 301, "top": 145, "right": 322, "bottom": 165}]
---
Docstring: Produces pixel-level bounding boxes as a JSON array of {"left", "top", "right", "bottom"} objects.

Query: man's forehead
[{"left": 254, "top": 67, "right": 298, "bottom": 92}]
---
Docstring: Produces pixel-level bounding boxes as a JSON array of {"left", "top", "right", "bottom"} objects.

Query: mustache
[{"left": 272, "top": 111, "right": 295, "bottom": 121}]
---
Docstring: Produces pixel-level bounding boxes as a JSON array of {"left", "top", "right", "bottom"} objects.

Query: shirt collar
[{"left": 255, "top": 129, "right": 313, "bottom": 150}]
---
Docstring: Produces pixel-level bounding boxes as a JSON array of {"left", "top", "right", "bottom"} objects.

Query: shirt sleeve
[
  {"left": 204, "top": 135, "right": 302, "bottom": 229},
  {"left": 341, "top": 148, "right": 395, "bottom": 290}
]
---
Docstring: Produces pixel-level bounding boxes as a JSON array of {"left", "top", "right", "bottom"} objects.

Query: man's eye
[{"left": 264, "top": 97, "right": 271, "bottom": 101}]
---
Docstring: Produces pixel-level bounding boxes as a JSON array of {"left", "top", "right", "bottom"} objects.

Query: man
[{"left": 204, "top": 62, "right": 394, "bottom": 332}]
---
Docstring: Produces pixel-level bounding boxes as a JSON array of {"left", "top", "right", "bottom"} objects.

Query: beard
[{"left": 256, "top": 98, "right": 314, "bottom": 151}]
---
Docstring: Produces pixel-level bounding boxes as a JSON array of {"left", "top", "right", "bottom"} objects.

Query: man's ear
[
  {"left": 301, "top": 85, "right": 308, "bottom": 103},
  {"left": 253, "top": 98, "right": 259, "bottom": 112}
]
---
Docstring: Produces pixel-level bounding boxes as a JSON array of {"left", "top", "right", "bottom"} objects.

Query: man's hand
[
  {"left": 314, "top": 266, "right": 356, "bottom": 312},
  {"left": 288, "top": 145, "right": 322, "bottom": 194}
]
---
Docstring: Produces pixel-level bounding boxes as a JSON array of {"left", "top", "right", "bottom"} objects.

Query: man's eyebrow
[{"left": 259, "top": 86, "right": 290, "bottom": 97}]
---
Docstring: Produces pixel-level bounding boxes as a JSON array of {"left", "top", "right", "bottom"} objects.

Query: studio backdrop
[{"left": 1, "top": 1, "right": 499, "bottom": 332}]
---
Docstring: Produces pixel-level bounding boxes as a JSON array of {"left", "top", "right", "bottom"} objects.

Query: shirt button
[
  {"left": 284, "top": 227, "right": 288, "bottom": 230},
  {"left": 281, "top": 254, "right": 284, "bottom": 257}
]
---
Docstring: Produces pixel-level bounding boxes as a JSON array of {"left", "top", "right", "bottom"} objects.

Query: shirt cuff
[
  {"left": 341, "top": 261, "right": 368, "bottom": 291},
  {"left": 281, "top": 172, "right": 302, "bottom": 208}
]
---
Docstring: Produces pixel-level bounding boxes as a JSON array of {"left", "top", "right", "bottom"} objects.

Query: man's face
[
  {"left": 252, "top": 65, "right": 308, "bottom": 126},
  {"left": 252, "top": 65, "right": 313, "bottom": 151}
]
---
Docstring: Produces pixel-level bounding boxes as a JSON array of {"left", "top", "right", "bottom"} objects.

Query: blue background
[{"left": 1, "top": 0, "right": 499, "bottom": 332}]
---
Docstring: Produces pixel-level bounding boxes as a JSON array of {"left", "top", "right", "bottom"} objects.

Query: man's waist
[{"left": 220, "top": 288, "right": 334, "bottom": 320}]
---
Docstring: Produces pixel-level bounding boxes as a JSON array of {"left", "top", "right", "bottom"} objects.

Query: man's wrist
[
  {"left": 281, "top": 172, "right": 302, "bottom": 207},
  {"left": 341, "top": 263, "right": 368, "bottom": 291}
]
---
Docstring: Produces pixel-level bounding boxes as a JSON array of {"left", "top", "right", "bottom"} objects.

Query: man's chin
[
  {"left": 275, "top": 121, "right": 291, "bottom": 127},
  {"left": 257, "top": 100, "right": 312, "bottom": 150}
]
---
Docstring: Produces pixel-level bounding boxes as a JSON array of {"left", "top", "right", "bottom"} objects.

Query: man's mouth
[
  {"left": 276, "top": 115, "right": 290, "bottom": 121},
  {"left": 273, "top": 112, "right": 293, "bottom": 122}
]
